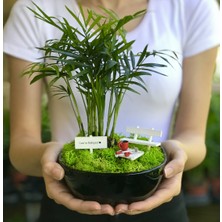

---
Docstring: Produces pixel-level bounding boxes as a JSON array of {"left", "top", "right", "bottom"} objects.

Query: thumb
[
  {"left": 43, "top": 162, "right": 64, "bottom": 181},
  {"left": 41, "top": 142, "right": 64, "bottom": 180},
  {"left": 162, "top": 140, "right": 187, "bottom": 179}
]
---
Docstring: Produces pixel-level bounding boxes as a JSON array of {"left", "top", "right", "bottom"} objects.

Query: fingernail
[
  {"left": 165, "top": 167, "right": 174, "bottom": 178},
  {"left": 116, "top": 209, "right": 125, "bottom": 215},
  {"left": 110, "top": 211, "right": 115, "bottom": 216}
]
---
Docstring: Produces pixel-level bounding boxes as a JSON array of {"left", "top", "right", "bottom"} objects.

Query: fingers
[
  {"left": 41, "top": 140, "right": 187, "bottom": 216},
  {"left": 43, "top": 161, "right": 64, "bottom": 180},
  {"left": 41, "top": 142, "right": 63, "bottom": 163},
  {"left": 164, "top": 151, "right": 184, "bottom": 178},
  {"left": 45, "top": 177, "right": 115, "bottom": 215},
  {"left": 162, "top": 140, "right": 187, "bottom": 178},
  {"left": 115, "top": 203, "right": 129, "bottom": 215},
  {"left": 41, "top": 144, "right": 115, "bottom": 215},
  {"left": 115, "top": 140, "right": 187, "bottom": 216},
  {"left": 41, "top": 142, "right": 64, "bottom": 180},
  {"left": 117, "top": 140, "right": 188, "bottom": 215},
  {"left": 115, "top": 172, "right": 183, "bottom": 215}
]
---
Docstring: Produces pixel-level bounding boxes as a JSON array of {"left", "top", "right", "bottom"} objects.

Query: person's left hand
[{"left": 114, "top": 140, "right": 188, "bottom": 215}]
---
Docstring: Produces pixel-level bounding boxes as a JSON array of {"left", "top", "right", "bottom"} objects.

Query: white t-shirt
[{"left": 4, "top": 0, "right": 220, "bottom": 143}]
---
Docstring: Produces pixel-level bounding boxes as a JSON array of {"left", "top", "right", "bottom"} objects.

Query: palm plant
[{"left": 24, "top": 3, "right": 177, "bottom": 145}]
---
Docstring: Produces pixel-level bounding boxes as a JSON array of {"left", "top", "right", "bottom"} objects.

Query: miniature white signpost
[{"left": 75, "top": 136, "right": 107, "bottom": 153}]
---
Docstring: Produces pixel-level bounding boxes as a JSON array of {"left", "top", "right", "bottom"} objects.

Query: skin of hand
[
  {"left": 114, "top": 47, "right": 219, "bottom": 215},
  {"left": 41, "top": 143, "right": 116, "bottom": 215},
  {"left": 7, "top": 44, "right": 218, "bottom": 216},
  {"left": 7, "top": 55, "right": 115, "bottom": 215},
  {"left": 114, "top": 140, "right": 187, "bottom": 215},
  {"left": 41, "top": 140, "right": 186, "bottom": 216},
  {"left": 42, "top": 139, "right": 187, "bottom": 216},
  {"left": 40, "top": 47, "right": 218, "bottom": 216}
]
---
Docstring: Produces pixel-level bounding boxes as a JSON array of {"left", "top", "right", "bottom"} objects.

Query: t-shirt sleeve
[
  {"left": 183, "top": 0, "right": 220, "bottom": 57},
  {"left": 3, "top": 0, "right": 44, "bottom": 62}
]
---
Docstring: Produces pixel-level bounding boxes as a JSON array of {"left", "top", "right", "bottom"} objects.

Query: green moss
[{"left": 61, "top": 141, "right": 165, "bottom": 173}]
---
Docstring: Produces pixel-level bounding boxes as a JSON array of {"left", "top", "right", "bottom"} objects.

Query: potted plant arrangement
[{"left": 24, "top": 3, "right": 177, "bottom": 206}]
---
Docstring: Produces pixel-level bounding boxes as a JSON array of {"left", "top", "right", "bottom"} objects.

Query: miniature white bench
[{"left": 120, "top": 127, "right": 162, "bottom": 147}]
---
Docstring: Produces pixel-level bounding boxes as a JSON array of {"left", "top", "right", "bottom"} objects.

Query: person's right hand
[{"left": 41, "top": 142, "right": 115, "bottom": 215}]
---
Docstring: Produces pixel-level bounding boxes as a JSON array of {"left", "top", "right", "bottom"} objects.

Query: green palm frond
[{"left": 24, "top": 3, "right": 178, "bottom": 139}]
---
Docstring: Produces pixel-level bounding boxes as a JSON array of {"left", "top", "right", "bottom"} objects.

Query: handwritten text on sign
[{"left": 75, "top": 136, "right": 107, "bottom": 150}]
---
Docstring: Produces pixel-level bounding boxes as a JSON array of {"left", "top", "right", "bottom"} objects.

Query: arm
[
  {"left": 171, "top": 47, "right": 218, "bottom": 170},
  {"left": 115, "top": 46, "right": 219, "bottom": 215},
  {"left": 8, "top": 55, "right": 47, "bottom": 176},
  {"left": 7, "top": 55, "right": 115, "bottom": 215}
]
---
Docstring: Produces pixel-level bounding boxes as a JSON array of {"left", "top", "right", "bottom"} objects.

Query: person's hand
[
  {"left": 114, "top": 140, "right": 188, "bottom": 215},
  {"left": 41, "top": 142, "right": 115, "bottom": 215}
]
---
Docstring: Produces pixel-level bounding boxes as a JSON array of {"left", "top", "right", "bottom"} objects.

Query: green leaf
[
  {"left": 130, "top": 51, "right": 136, "bottom": 69},
  {"left": 136, "top": 45, "right": 149, "bottom": 65},
  {"left": 139, "top": 63, "right": 167, "bottom": 68},
  {"left": 28, "top": 3, "right": 63, "bottom": 31},
  {"left": 25, "top": 4, "right": 177, "bottom": 138},
  {"left": 65, "top": 5, "right": 86, "bottom": 32},
  {"left": 105, "top": 60, "right": 118, "bottom": 71}
]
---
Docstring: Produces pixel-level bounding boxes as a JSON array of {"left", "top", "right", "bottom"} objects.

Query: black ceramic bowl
[{"left": 58, "top": 146, "right": 167, "bottom": 206}]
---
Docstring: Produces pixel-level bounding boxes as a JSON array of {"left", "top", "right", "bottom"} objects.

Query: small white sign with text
[{"left": 75, "top": 136, "right": 107, "bottom": 153}]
